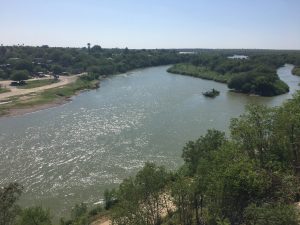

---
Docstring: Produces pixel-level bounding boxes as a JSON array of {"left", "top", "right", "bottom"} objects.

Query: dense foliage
[
  {"left": 293, "top": 66, "right": 300, "bottom": 76},
  {"left": 168, "top": 52, "right": 300, "bottom": 96},
  {"left": 108, "top": 92, "right": 300, "bottom": 225},
  {"left": 0, "top": 45, "right": 190, "bottom": 80},
  {"left": 1, "top": 46, "right": 300, "bottom": 97},
  {"left": 0, "top": 183, "right": 23, "bottom": 225}
]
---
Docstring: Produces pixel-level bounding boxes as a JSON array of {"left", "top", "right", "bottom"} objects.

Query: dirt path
[
  {"left": 0, "top": 73, "right": 84, "bottom": 101},
  {"left": 90, "top": 218, "right": 111, "bottom": 225}
]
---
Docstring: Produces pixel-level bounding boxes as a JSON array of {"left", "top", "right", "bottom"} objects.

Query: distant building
[
  {"left": 228, "top": 55, "right": 249, "bottom": 60},
  {"left": 179, "top": 51, "right": 196, "bottom": 54}
]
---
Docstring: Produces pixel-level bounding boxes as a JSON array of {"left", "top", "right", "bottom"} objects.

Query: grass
[
  {"left": 0, "top": 78, "right": 99, "bottom": 116},
  {"left": 167, "top": 63, "right": 233, "bottom": 83},
  {"left": 0, "top": 87, "right": 10, "bottom": 94},
  {"left": 17, "top": 79, "right": 59, "bottom": 89},
  {"left": 292, "top": 66, "right": 300, "bottom": 76}
]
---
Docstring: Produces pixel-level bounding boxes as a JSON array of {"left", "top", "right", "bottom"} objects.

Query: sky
[{"left": 0, "top": 0, "right": 299, "bottom": 49}]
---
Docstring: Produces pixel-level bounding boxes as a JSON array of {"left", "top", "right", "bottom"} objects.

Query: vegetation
[
  {"left": 2, "top": 92, "right": 300, "bottom": 224},
  {"left": 2, "top": 47, "right": 300, "bottom": 224},
  {"left": 0, "top": 45, "right": 190, "bottom": 81},
  {"left": 17, "top": 79, "right": 59, "bottom": 89},
  {"left": 168, "top": 52, "right": 300, "bottom": 96},
  {"left": 10, "top": 70, "right": 29, "bottom": 83},
  {"left": 0, "top": 183, "right": 23, "bottom": 225},
  {"left": 0, "top": 184, "right": 105, "bottom": 225},
  {"left": 0, "top": 45, "right": 191, "bottom": 115},
  {"left": 106, "top": 92, "right": 300, "bottom": 225},
  {"left": 0, "top": 77, "right": 98, "bottom": 116},
  {"left": 1, "top": 46, "right": 300, "bottom": 98},
  {"left": 293, "top": 66, "right": 300, "bottom": 76},
  {"left": 17, "top": 207, "right": 52, "bottom": 225},
  {"left": 167, "top": 63, "right": 231, "bottom": 83},
  {"left": 0, "top": 85, "right": 10, "bottom": 94},
  {"left": 202, "top": 88, "right": 220, "bottom": 98}
]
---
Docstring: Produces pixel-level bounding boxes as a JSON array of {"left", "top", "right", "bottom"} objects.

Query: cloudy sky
[{"left": 1, "top": 0, "right": 299, "bottom": 49}]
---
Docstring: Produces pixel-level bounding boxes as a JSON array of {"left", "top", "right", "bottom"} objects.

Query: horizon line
[{"left": 1, "top": 44, "right": 300, "bottom": 51}]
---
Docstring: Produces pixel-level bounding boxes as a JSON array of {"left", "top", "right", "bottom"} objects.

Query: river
[{"left": 0, "top": 64, "right": 299, "bottom": 218}]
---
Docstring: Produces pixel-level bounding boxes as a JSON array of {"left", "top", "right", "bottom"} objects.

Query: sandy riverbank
[
  {"left": 1, "top": 97, "right": 70, "bottom": 118},
  {"left": 0, "top": 73, "right": 101, "bottom": 118},
  {"left": 0, "top": 74, "right": 84, "bottom": 101}
]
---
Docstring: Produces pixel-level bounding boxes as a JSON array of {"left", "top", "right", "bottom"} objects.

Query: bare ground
[{"left": 0, "top": 74, "right": 83, "bottom": 101}]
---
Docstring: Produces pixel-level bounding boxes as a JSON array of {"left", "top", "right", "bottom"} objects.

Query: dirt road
[{"left": 0, "top": 74, "right": 84, "bottom": 101}]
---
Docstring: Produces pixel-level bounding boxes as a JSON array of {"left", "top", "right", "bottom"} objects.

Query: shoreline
[
  {"left": 1, "top": 96, "right": 71, "bottom": 118},
  {"left": 0, "top": 66, "right": 168, "bottom": 118},
  {"left": 0, "top": 79, "right": 100, "bottom": 118}
]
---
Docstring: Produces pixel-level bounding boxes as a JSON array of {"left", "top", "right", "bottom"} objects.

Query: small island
[{"left": 202, "top": 88, "right": 220, "bottom": 97}]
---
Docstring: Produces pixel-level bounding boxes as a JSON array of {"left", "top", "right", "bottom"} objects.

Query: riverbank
[
  {"left": 293, "top": 66, "right": 300, "bottom": 76},
  {"left": 0, "top": 65, "right": 299, "bottom": 223},
  {"left": 167, "top": 63, "right": 231, "bottom": 83},
  {"left": 0, "top": 76, "right": 100, "bottom": 117},
  {"left": 168, "top": 63, "right": 289, "bottom": 96}
]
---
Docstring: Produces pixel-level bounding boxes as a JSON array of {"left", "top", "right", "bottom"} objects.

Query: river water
[{"left": 0, "top": 64, "right": 299, "bottom": 218}]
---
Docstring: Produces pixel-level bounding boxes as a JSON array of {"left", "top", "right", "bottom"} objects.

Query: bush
[
  {"left": 244, "top": 203, "right": 299, "bottom": 225},
  {"left": 10, "top": 70, "right": 29, "bottom": 82},
  {"left": 17, "top": 206, "right": 52, "bottom": 225},
  {"left": 88, "top": 205, "right": 103, "bottom": 217}
]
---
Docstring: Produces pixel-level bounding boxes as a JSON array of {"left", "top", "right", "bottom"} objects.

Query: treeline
[
  {"left": 0, "top": 45, "right": 190, "bottom": 81},
  {"left": 293, "top": 66, "right": 300, "bottom": 76},
  {"left": 106, "top": 92, "right": 300, "bottom": 225},
  {"left": 1, "top": 45, "right": 300, "bottom": 97},
  {"left": 168, "top": 52, "right": 300, "bottom": 96}
]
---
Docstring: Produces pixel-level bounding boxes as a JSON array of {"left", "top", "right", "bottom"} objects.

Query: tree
[
  {"left": 104, "top": 189, "right": 117, "bottom": 210},
  {"left": 182, "top": 129, "right": 226, "bottom": 174},
  {"left": 112, "top": 163, "right": 170, "bottom": 225},
  {"left": 0, "top": 69, "right": 9, "bottom": 79},
  {"left": 273, "top": 92, "right": 300, "bottom": 175},
  {"left": 91, "top": 45, "right": 102, "bottom": 53},
  {"left": 10, "top": 70, "right": 29, "bottom": 82},
  {"left": 87, "top": 43, "right": 91, "bottom": 54},
  {"left": 0, "top": 183, "right": 23, "bottom": 225},
  {"left": 17, "top": 206, "right": 52, "bottom": 225},
  {"left": 230, "top": 104, "right": 275, "bottom": 166},
  {"left": 244, "top": 203, "right": 299, "bottom": 225},
  {"left": 14, "top": 60, "right": 33, "bottom": 72},
  {"left": 51, "top": 65, "right": 63, "bottom": 75},
  {"left": 60, "top": 203, "right": 88, "bottom": 225},
  {"left": 171, "top": 173, "right": 194, "bottom": 225}
]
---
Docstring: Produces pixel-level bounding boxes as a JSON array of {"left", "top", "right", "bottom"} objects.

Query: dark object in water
[{"left": 202, "top": 88, "right": 220, "bottom": 98}]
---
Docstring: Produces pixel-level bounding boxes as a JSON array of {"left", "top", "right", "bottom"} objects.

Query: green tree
[
  {"left": 273, "top": 92, "right": 300, "bottom": 175},
  {"left": 112, "top": 163, "right": 170, "bottom": 225},
  {"left": 244, "top": 203, "right": 299, "bottom": 225},
  {"left": 230, "top": 104, "right": 275, "bottom": 166},
  {"left": 104, "top": 189, "right": 117, "bottom": 210},
  {"left": 0, "top": 183, "right": 23, "bottom": 225},
  {"left": 52, "top": 65, "right": 63, "bottom": 75},
  {"left": 14, "top": 60, "right": 33, "bottom": 72},
  {"left": 17, "top": 206, "right": 52, "bottom": 225},
  {"left": 171, "top": 173, "right": 193, "bottom": 225},
  {"left": 182, "top": 129, "right": 226, "bottom": 174},
  {"left": 10, "top": 70, "right": 29, "bottom": 82}
]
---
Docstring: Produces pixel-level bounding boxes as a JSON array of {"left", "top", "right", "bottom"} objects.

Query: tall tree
[
  {"left": 0, "top": 183, "right": 23, "bottom": 225},
  {"left": 17, "top": 206, "right": 52, "bottom": 225}
]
